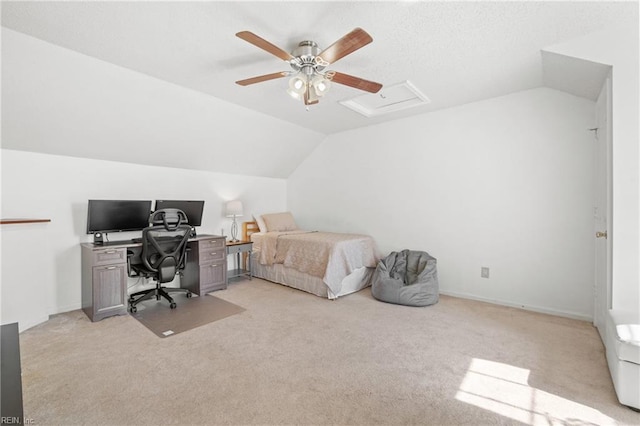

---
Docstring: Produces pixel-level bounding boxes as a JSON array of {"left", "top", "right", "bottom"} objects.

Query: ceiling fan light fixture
[
  {"left": 235, "top": 28, "right": 382, "bottom": 108},
  {"left": 287, "top": 75, "right": 307, "bottom": 99},
  {"left": 312, "top": 75, "right": 331, "bottom": 96}
]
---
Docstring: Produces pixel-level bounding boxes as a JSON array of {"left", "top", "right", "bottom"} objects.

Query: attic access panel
[{"left": 339, "top": 80, "right": 430, "bottom": 117}]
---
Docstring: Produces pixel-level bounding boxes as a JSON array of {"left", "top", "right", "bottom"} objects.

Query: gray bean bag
[{"left": 371, "top": 250, "right": 439, "bottom": 307}]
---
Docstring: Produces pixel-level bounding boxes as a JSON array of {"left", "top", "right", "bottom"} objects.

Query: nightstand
[{"left": 226, "top": 241, "right": 253, "bottom": 283}]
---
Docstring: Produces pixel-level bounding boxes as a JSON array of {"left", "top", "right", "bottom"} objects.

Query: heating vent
[{"left": 339, "top": 80, "right": 430, "bottom": 117}]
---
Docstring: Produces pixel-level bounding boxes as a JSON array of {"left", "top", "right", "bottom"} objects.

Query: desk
[
  {"left": 81, "top": 234, "right": 226, "bottom": 322},
  {"left": 226, "top": 241, "right": 253, "bottom": 283}
]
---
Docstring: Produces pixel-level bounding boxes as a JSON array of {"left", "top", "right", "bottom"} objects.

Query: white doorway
[{"left": 593, "top": 76, "right": 612, "bottom": 341}]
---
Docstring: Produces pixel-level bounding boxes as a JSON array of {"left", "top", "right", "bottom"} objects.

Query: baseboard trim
[
  {"left": 15, "top": 315, "right": 50, "bottom": 333},
  {"left": 48, "top": 303, "right": 81, "bottom": 316},
  {"left": 439, "top": 290, "right": 592, "bottom": 322}
]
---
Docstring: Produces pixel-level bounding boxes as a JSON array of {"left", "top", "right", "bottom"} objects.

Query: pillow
[
  {"left": 261, "top": 212, "right": 299, "bottom": 232},
  {"left": 252, "top": 214, "right": 267, "bottom": 233}
]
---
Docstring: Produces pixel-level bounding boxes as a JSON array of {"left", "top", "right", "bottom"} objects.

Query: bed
[{"left": 242, "top": 213, "right": 379, "bottom": 299}]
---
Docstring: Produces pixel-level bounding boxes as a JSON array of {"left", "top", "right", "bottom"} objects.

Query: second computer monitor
[{"left": 155, "top": 200, "right": 205, "bottom": 226}]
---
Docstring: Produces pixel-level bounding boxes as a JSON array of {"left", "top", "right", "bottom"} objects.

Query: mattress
[{"left": 250, "top": 231, "right": 377, "bottom": 299}]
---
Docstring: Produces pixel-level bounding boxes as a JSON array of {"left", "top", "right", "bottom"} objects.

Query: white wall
[
  {"left": 288, "top": 88, "right": 596, "bottom": 320},
  {"left": 0, "top": 149, "right": 287, "bottom": 331},
  {"left": 0, "top": 221, "right": 53, "bottom": 333},
  {"left": 1, "top": 28, "right": 324, "bottom": 179},
  {"left": 543, "top": 26, "right": 639, "bottom": 314}
]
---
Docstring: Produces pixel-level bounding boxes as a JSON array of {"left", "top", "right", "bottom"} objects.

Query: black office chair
[{"left": 128, "top": 208, "right": 192, "bottom": 312}]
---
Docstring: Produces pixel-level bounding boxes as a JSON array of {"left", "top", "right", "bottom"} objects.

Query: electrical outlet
[{"left": 481, "top": 267, "right": 490, "bottom": 278}]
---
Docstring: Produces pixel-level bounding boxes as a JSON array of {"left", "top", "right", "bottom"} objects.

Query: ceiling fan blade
[
  {"left": 328, "top": 71, "right": 382, "bottom": 93},
  {"left": 236, "top": 31, "right": 293, "bottom": 61},
  {"left": 236, "top": 71, "right": 289, "bottom": 86},
  {"left": 318, "top": 28, "right": 373, "bottom": 65}
]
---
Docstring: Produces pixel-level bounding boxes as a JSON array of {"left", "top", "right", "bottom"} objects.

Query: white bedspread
[{"left": 257, "top": 230, "right": 378, "bottom": 296}]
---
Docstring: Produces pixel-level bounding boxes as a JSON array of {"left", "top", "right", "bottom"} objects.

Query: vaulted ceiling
[{"left": 1, "top": 1, "right": 636, "bottom": 177}]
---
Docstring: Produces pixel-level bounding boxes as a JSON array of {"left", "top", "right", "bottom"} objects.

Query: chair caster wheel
[
  {"left": 129, "top": 306, "right": 137, "bottom": 313},
  {"left": 186, "top": 292, "right": 192, "bottom": 298},
  {"left": 170, "top": 302, "right": 177, "bottom": 309}
]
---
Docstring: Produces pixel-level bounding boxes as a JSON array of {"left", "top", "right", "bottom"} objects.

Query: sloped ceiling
[{"left": 1, "top": 1, "right": 636, "bottom": 178}]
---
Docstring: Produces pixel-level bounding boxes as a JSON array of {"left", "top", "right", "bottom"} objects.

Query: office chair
[{"left": 128, "top": 208, "right": 193, "bottom": 312}]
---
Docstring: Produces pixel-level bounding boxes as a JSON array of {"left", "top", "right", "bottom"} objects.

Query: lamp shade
[
  {"left": 312, "top": 75, "right": 331, "bottom": 96},
  {"left": 287, "top": 75, "right": 307, "bottom": 100},
  {"left": 225, "top": 200, "right": 243, "bottom": 217}
]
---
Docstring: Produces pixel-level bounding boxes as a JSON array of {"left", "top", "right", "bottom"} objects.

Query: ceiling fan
[{"left": 235, "top": 28, "right": 383, "bottom": 106}]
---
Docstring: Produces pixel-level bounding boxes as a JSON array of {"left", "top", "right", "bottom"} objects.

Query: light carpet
[{"left": 18, "top": 278, "right": 640, "bottom": 425}]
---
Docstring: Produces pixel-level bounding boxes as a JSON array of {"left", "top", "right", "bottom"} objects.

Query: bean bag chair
[{"left": 371, "top": 250, "right": 439, "bottom": 307}]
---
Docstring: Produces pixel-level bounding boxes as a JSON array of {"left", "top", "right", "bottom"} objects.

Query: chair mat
[{"left": 130, "top": 293, "right": 245, "bottom": 338}]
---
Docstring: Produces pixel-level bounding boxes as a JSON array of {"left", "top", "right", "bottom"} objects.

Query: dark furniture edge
[{"left": 1, "top": 218, "right": 51, "bottom": 225}]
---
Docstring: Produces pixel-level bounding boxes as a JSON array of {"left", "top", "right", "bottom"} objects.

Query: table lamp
[{"left": 225, "top": 200, "right": 243, "bottom": 242}]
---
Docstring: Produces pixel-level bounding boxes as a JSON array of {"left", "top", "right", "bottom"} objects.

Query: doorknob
[{"left": 596, "top": 231, "right": 608, "bottom": 239}]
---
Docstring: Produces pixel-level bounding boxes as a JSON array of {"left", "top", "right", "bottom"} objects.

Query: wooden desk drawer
[
  {"left": 92, "top": 248, "right": 127, "bottom": 266},
  {"left": 199, "top": 261, "right": 226, "bottom": 293},
  {"left": 199, "top": 246, "right": 225, "bottom": 262},
  {"left": 199, "top": 238, "right": 225, "bottom": 251}
]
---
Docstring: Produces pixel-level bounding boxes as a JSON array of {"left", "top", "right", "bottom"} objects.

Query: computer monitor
[
  {"left": 86, "top": 200, "right": 152, "bottom": 236},
  {"left": 154, "top": 200, "right": 204, "bottom": 226}
]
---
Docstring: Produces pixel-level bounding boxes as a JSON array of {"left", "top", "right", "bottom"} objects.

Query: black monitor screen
[
  {"left": 86, "top": 200, "right": 152, "bottom": 234},
  {"left": 155, "top": 200, "right": 204, "bottom": 226}
]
